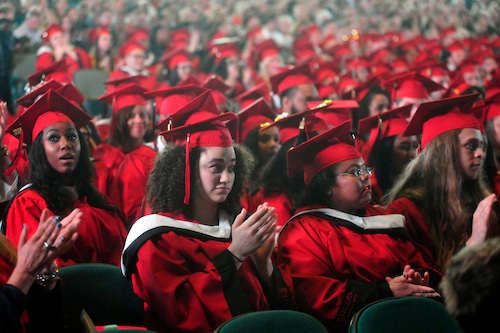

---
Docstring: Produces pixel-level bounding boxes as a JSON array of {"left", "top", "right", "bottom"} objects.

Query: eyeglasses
[{"left": 336, "top": 166, "right": 373, "bottom": 178}]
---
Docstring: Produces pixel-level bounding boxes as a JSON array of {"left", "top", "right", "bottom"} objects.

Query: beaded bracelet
[
  {"left": 227, "top": 250, "right": 245, "bottom": 263},
  {"left": 36, "top": 271, "right": 59, "bottom": 288},
  {"left": 36, "top": 260, "right": 59, "bottom": 288}
]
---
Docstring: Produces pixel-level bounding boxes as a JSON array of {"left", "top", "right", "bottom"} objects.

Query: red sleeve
[
  {"left": 116, "top": 146, "right": 156, "bottom": 229},
  {"left": 75, "top": 48, "right": 92, "bottom": 69},
  {"left": 36, "top": 52, "right": 54, "bottom": 71},
  {"left": 386, "top": 197, "right": 436, "bottom": 266},
  {"left": 132, "top": 236, "right": 248, "bottom": 333},
  {"left": 5, "top": 190, "right": 48, "bottom": 248}
]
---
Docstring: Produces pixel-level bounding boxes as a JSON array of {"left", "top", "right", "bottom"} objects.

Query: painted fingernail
[
  {"left": 60, "top": 236, "right": 66, "bottom": 242},
  {"left": 57, "top": 223, "right": 62, "bottom": 229}
]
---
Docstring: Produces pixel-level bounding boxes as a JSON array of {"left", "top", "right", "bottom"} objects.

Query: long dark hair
[
  {"left": 295, "top": 164, "right": 338, "bottom": 209},
  {"left": 28, "top": 128, "right": 119, "bottom": 215},
  {"left": 146, "top": 144, "right": 254, "bottom": 218},
  {"left": 369, "top": 135, "right": 397, "bottom": 203},
  {"left": 354, "top": 85, "right": 391, "bottom": 136}
]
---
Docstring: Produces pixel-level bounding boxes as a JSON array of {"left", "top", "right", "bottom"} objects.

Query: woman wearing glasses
[
  {"left": 386, "top": 94, "right": 499, "bottom": 273},
  {"left": 277, "top": 120, "right": 441, "bottom": 333}
]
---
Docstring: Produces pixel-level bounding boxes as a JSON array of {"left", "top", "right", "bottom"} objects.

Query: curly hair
[
  {"left": 386, "top": 129, "right": 491, "bottom": 271},
  {"left": 28, "top": 129, "right": 119, "bottom": 215},
  {"left": 146, "top": 143, "right": 254, "bottom": 218},
  {"left": 108, "top": 105, "right": 154, "bottom": 153}
]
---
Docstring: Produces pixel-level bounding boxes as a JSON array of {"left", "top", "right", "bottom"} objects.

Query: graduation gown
[
  {"left": 121, "top": 212, "right": 293, "bottom": 333},
  {"left": 386, "top": 197, "right": 437, "bottom": 268},
  {"left": 243, "top": 188, "right": 294, "bottom": 227},
  {"left": 92, "top": 143, "right": 125, "bottom": 178},
  {"left": 5, "top": 189, "right": 127, "bottom": 267},
  {"left": 277, "top": 205, "right": 440, "bottom": 332},
  {"left": 115, "top": 145, "right": 156, "bottom": 230}
]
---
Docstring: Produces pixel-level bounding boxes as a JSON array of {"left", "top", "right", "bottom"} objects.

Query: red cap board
[
  {"left": 27, "top": 59, "right": 70, "bottom": 87},
  {"left": 158, "top": 100, "right": 237, "bottom": 205},
  {"left": 234, "top": 82, "right": 270, "bottom": 110},
  {"left": 160, "top": 48, "right": 191, "bottom": 70},
  {"left": 307, "top": 99, "right": 358, "bottom": 127},
  {"left": 144, "top": 84, "right": 208, "bottom": 118},
  {"left": 7, "top": 89, "right": 91, "bottom": 145},
  {"left": 403, "top": 93, "right": 482, "bottom": 149},
  {"left": 269, "top": 63, "right": 314, "bottom": 96},
  {"left": 98, "top": 83, "right": 148, "bottom": 114},
  {"left": 381, "top": 71, "right": 445, "bottom": 101},
  {"left": 41, "top": 24, "right": 64, "bottom": 42},
  {"left": 482, "top": 91, "right": 500, "bottom": 121},
  {"left": 287, "top": 120, "right": 361, "bottom": 185},
  {"left": 238, "top": 98, "right": 277, "bottom": 142},
  {"left": 16, "top": 79, "right": 63, "bottom": 107}
]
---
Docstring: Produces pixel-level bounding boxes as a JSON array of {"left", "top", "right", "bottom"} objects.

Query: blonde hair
[{"left": 0, "top": 233, "right": 17, "bottom": 266}]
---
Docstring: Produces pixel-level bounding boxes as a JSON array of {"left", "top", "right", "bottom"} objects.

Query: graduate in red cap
[
  {"left": 357, "top": 104, "right": 418, "bottom": 204},
  {"left": 97, "top": 83, "right": 156, "bottom": 228},
  {"left": 159, "top": 47, "right": 194, "bottom": 87},
  {"left": 108, "top": 40, "right": 158, "bottom": 91},
  {"left": 386, "top": 94, "right": 499, "bottom": 273},
  {"left": 245, "top": 110, "right": 329, "bottom": 228},
  {"left": 277, "top": 120, "right": 440, "bottom": 333},
  {"left": 4, "top": 89, "right": 127, "bottom": 267},
  {"left": 121, "top": 106, "right": 293, "bottom": 333},
  {"left": 36, "top": 23, "right": 91, "bottom": 80},
  {"left": 353, "top": 85, "right": 391, "bottom": 135},
  {"left": 205, "top": 40, "right": 245, "bottom": 98},
  {"left": 238, "top": 98, "right": 280, "bottom": 182},
  {"left": 269, "top": 63, "right": 318, "bottom": 115},
  {"left": 88, "top": 26, "right": 114, "bottom": 72}
]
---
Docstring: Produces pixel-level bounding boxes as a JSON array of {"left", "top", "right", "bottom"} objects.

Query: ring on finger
[{"left": 43, "top": 241, "right": 57, "bottom": 251}]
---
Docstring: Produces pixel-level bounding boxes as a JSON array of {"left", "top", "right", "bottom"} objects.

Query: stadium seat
[
  {"left": 213, "top": 310, "right": 329, "bottom": 333},
  {"left": 348, "top": 297, "right": 464, "bottom": 333}
]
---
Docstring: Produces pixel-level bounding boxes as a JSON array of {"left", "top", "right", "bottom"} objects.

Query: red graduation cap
[
  {"left": 41, "top": 23, "right": 64, "bottom": 42},
  {"left": 119, "top": 40, "right": 146, "bottom": 58},
  {"left": 261, "top": 110, "right": 329, "bottom": 145},
  {"left": 201, "top": 75, "right": 230, "bottom": 107},
  {"left": 16, "top": 79, "right": 63, "bottom": 107},
  {"left": 103, "top": 74, "right": 150, "bottom": 95},
  {"left": 381, "top": 71, "right": 445, "bottom": 101},
  {"left": 287, "top": 120, "right": 360, "bottom": 185},
  {"left": 208, "top": 40, "right": 240, "bottom": 65},
  {"left": 234, "top": 82, "right": 270, "bottom": 110},
  {"left": 169, "top": 27, "right": 190, "bottom": 49},
  {"left": 98, "top": 83, "right": 148, "bottom": 114},
  {"left": 404, "top": 93, "right": 482, "bottom": 149},
  {"left": 252, "top": 39, "right": 281, "bottom": 64},
  {"left": 88, "top": 26, "right": 111, "bottom": 44},
  {"left": 145, "top": 84, "right": 207, "bottom": 115},
  {"left": 237, "top": 97, "right": 277, "bottom": 142},
  {"left": 158, "top": 96, "right": 237, "bottom": 204},
  {"left": 55, "top": 83, "right": 86, "bottom": 105},
  {"left": 27, "top": 59, "right": 71, "bottom": 87},
  {"left": 7, "top": 89, "right": 91, "bottom": 145},
  {"left": 128, "top": 27, "right": 150, "bottom": 43},
  {"left": 357, "top": 104, "right": 413, "bottom": 162},
  {"left": 160, "top": 48, "right": 191, "bottom": 70},
  {"left": 269, "top": 63, "right": 314, "bottom": 96},
  {"left": 340, "top": 76, "right": 380, "bottom": 101},
  {"left": 307, "top": 99, "right": 359, "bottom": 127}
]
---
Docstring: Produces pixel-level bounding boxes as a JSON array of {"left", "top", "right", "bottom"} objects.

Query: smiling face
[
  {"left": 457, "top": 128, "right": 485, "bottom": 181},
  {"left": 192, "top": 146, "right": 236, "bottom": 207},
  {"left": 127, "top": 104, "right": 150, "bottom": 144},
  {"left": 42, "top": 122, "right": 81, "bottom": 175}
]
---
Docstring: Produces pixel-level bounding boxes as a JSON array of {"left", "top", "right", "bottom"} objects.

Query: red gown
[
  {"left": 115, "top": 145, "right": 156, "bottom": 229},
  {"left": 244, "top": 188, "right": 294, "bottom": 227},
  {"left": 385, "top": 197, "right": 437, "bottom": 268},
  {"left": 122, "top": 212, "right": 293, "bottom": 333},
  {"left": 277, "top": 205, "right": 440, "bottom": 332},
  {"left": 92, "top": 143, "right": 125, "bottom": 177},
  {"left": 5, "top": 189, "right": 127, "bottom": 267},
  {"left": 36, "top": 47, "right": 92, "bottom": 80}
]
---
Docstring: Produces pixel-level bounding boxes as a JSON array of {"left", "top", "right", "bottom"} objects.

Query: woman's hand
[
  {"left": 0, "top": 101, "right": 7, "bottom": 146},
  {"left": 385, "top": 265, "right": 440, "bottom": 299},
  {"left": 7, "top": 208, "right": 80, "bottom": 294},
  {"left": 468, "top": 193, "right": 497, "bottom": 246},
  {"left": 228, "top": 203, "right": 277, "bottom": 262}
]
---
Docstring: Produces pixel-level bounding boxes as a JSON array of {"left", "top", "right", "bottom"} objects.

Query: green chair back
[
  {"left": 214, "top": 310, "right": 329, "bottom": 333},
  {"left": 348, "top": 297, "right": 465, "bottom": 333},
  {"left": 58, "top": 263, "right": 145, "bottom": 328}
]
